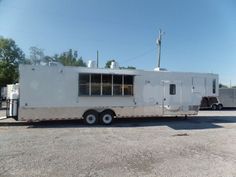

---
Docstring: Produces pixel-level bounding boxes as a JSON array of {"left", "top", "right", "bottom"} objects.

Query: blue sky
[{"left": 0, "top": 0, "right": 236, "bottom": 85}]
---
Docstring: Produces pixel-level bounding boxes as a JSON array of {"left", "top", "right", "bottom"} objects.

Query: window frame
[
  {"left": 169, "top": 84, "right": 176, "bottom": 95},
  {"left": 124, "top": 75, "right": 134, "bottom": 96},
  {"left": 212, "top": 79, "right": 216, "bottom": 94},
  {"left": 78, "top": 73, "right": 90, "bottom": 96},
  {"left": 113, "top": 75, "right": 123, "bottom": 96}
]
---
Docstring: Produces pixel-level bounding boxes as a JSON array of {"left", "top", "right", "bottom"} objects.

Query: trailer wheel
[
  {"left": 211, "top": 104, "right": 217, "bottom": 110},
  {"left": 218, "top": 104, "right": 223, "bottom": 110},
  {"left": 83, "top": 110, "right": 98, "bottom": 125},
  {"left": 100, "top": 110, "right": 114, "bottom": 125}
]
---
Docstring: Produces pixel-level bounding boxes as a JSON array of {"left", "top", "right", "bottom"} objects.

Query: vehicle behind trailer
[
  {"left": 200, "top": 96, "right": 223, "bottom": 110},
  {"left": 218, "top": 88, "right": 236, "bottom": 109}
]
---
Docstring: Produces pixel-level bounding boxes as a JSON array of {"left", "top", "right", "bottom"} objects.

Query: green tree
[
  {"left": 29, "top": 46, "right": 44, "bottom": 65},
  {"left": 0, "top": 37, "right": 25, "bottom": 86},
  {"left": 56, "top": 49, "right": 86, "bottom": 67},
  {"left": 219, "top": 83, "right": 228, "bottom": 88},
  {"left": 120, "top": 66, "right": 136, "bottom": 70},
  {"left": 105, "top": 59, "right": 136, "bottom": 69},
  {"left": 44, "top": 56, "right": 53, "bottom": 63},
  {"left": 0, "top": 37, "right": 25, "bottom": 65},
  {"left": 0, "top": 61, "right": 18, "bottom": 87},
  {"left": 126, "top": 66, "right": 136, "bottom": 69}
]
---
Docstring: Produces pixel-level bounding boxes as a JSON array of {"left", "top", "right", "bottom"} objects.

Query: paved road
[{"left": 0, "top": 111, "right": 236, "bottom": 177}]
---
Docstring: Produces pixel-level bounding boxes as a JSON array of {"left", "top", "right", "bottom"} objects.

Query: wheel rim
[
  {"left": 102, "top": 114, "right": 113, "bottom": 124},
  {"left": 212, "top": 105, "right": 216, "bottom": 110},
  {"left": 86, "top": 114, "right": 96, "bottom": 124}
]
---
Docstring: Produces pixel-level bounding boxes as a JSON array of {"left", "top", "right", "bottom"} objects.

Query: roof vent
[
  {"left": 154, "top": 67, "right": 167, "bottom": 71},
  {"left": 110, "top": 61, "right": 119, "bottom": 69},
  {"left": 48, "top": 62, "right": 64, "bottom": 67},
  {"left": 87, "top": 60, "right": 97, "bottom": 68}
]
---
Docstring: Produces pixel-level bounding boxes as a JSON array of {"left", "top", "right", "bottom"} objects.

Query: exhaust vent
[
  {"left": 87, "top": 60, "right": 97, "bottom": 68},
  {"left": 110, "top": 61, "right": 119, "bottom": 69}
]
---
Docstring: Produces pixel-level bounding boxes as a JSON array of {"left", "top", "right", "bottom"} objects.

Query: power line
[{"left": 122, "top": 47, "right": 156, "bottom": 63}]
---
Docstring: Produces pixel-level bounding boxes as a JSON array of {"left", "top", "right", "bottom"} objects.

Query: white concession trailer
[{"left": 7, "top": 64, "right": 218, "bottom": 125}]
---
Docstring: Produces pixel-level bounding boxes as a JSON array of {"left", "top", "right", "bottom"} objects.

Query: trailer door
[
  {"left": 192, "top": 77, "right": 206, "bottom": 95},
  {"left": 162, "top": 81, "right": 182, "bottom": 115}
]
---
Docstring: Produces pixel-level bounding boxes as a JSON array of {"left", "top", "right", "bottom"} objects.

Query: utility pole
[
  {"left": 156, "top": 29, "right": 164, "bottom": 69},
  {"left": 96, "top": 50, "right": 99, "bottom": 68}
]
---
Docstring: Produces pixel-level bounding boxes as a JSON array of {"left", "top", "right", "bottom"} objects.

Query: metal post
[
  {"left": 157, "top": 29, "right": 164, "bottom": 69},
  {"left": 96, "top": 50, "right": 99, "bottom": 68}
]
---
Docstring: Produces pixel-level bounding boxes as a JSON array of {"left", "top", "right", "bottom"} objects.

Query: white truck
[{"left": 6, "top": 64, "right": 218, "bottom": 125}]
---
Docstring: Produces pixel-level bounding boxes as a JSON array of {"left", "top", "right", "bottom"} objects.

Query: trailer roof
[{"left": 19, "top": 64, "right": 218, "bottom": 77}]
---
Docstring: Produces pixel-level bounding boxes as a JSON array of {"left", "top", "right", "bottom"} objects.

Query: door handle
[{"left": 164, "top": 98, "right": 166, "bottom": 101}]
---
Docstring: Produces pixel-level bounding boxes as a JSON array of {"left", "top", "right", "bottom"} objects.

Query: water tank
[
  {"left": 110, "top": 61, "right": 119, "bottom": 69},
  {"left": 87, "top": 60, "right": 97, "bottom": 68}
]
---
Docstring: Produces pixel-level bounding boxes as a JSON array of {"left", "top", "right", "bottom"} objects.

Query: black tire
[
  {"left": 211, "top": 104, "right": 217, "bottom": 110},
  {"left": 218, "top": 104, "right": 223, "bottom": 110},
  {"left": 99, "top": 110, "right": 115, "bottom": 125},
  {"left": 83, "top": 110, "right": 98, "bottom": 125}
]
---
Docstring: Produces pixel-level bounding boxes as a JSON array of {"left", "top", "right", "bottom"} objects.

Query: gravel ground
[{"left": 0, "top": 110, "right": 236, "bottom": 177}]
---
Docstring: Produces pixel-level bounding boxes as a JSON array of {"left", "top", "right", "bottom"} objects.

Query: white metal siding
[{"left": 18, "top": 65, "right": 218, "bottom": 121}]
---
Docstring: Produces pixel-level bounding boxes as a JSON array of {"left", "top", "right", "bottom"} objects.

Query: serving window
[{"left": 79, "top": 73, "right": 134, "bottom": 96}]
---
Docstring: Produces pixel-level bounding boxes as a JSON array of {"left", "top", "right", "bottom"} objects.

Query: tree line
[
  {"left": 1, "top": 36, "right": 234, "bottom": 88},
  {"left": 0, "top": 36, "right": 135, "bottom": 87}
]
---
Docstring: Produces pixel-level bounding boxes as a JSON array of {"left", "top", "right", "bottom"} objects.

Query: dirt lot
[{"left": 0, "top": 110, "right": 236, "bottom": 177}]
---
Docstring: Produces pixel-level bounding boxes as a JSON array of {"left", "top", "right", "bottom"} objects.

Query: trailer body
[
  {"left": 8, "top": 65, "right": 218, "bottom": 123},
  {"left": 219, "top": 88, "right": 236, "bottom": 108}
]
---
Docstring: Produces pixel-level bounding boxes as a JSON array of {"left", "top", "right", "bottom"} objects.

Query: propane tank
[{"left": 9, "top": 91, "right": 19, "bottom": 117}]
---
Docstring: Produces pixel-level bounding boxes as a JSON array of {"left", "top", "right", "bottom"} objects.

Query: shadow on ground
[
  {"left": 200, "top": 108, "right": 236, "bottom": 111},
  {"left": 22, "top": 115, "right": 236, "bottom": 130}
]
